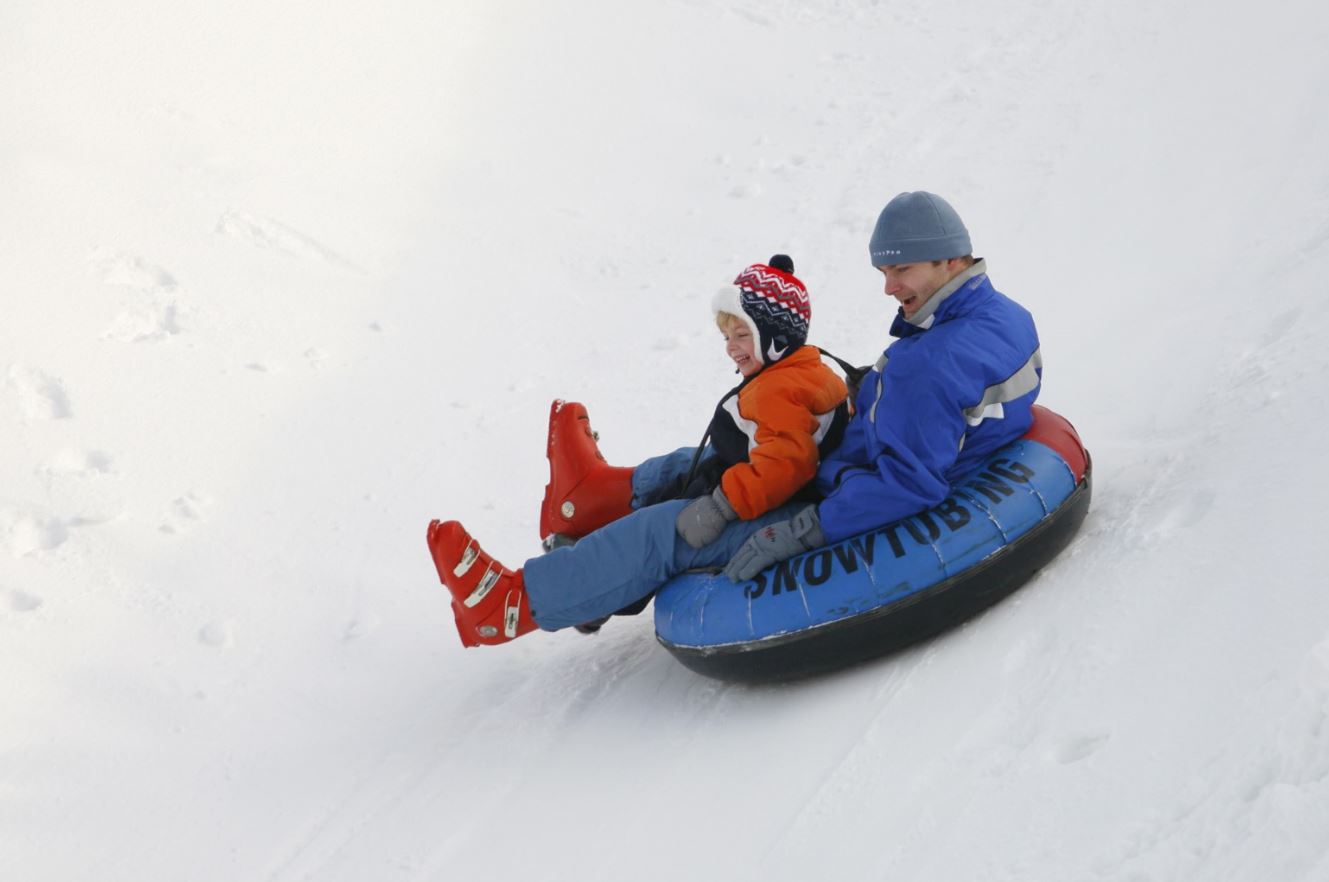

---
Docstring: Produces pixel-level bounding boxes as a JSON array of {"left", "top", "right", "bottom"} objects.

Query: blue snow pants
[{"left": 523, "top": 447, "right": 804, "bottom": 631}]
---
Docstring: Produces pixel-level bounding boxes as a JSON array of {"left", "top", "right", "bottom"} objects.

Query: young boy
[{"left": 426, "top": 256, "right": 848, "bottom": 647}]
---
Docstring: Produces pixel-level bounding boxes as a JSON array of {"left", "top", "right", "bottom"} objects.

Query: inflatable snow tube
[{"left": 654, "top": 405, "right": 1092, "bottom": 683}]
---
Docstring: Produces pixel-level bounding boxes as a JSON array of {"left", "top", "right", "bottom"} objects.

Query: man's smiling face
[{"left": 877, "top": 260, "right": 956, "bottom": 319}]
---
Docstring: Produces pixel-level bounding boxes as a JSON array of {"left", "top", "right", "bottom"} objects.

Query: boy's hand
[
  {"left": 675, "top": 488, "right": 737, "bottom": 549},
  {"left": 724, "top": 505, "right": 825, "bottom": 581}
]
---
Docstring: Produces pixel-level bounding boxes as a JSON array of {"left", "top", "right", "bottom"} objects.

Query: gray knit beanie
[{"left": 868, "top": 191, "right": 972, "bottom": 266}]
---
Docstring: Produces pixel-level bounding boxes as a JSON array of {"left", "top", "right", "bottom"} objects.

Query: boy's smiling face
[{"left": 722, "top": 316, "right": 761, "bottom": 378}]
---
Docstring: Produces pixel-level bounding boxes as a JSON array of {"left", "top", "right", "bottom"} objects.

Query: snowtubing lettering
[
  {"left": 744, "top": 534, "right": 876, "bottom": 599},
  {"left": 742, "top": 458, "right": 1038, "bottom": 601},
  {"left": 654, "top": 407, "right": 1093, "bottom": 683}
]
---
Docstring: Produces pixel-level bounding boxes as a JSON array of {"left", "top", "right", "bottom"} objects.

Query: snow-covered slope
[{"left": 4, "top": 2, "right": 1329, "bottom": 880}]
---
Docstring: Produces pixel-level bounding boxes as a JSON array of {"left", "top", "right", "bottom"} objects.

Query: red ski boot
[
  {"left": 539, "top": 400, "right": 634, "bottom": 545},
  {"left": 426, "top": 519, "right": 538, "bottom": 647}
]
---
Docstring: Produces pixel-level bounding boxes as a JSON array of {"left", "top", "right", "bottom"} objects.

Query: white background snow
[{"left": 4, "top": 1, "right": 1329, "bottom": 879}]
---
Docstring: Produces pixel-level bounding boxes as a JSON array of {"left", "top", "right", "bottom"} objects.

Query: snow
[{"left": 3, "top": 0, "right": 1329, "bottom": 879}]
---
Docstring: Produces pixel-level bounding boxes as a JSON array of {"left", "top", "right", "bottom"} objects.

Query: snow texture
[{"left": 3, "top": 1, "right": 1329, "bottom": 880}]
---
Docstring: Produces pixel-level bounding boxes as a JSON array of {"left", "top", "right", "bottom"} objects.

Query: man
[{"left": 725, "top": 190, "right": 1042, "bottom": 580}]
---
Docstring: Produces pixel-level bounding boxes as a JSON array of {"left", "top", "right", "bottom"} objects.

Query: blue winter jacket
[{"left": 816, "top": 260, "right": 1042, "bottom": 542}]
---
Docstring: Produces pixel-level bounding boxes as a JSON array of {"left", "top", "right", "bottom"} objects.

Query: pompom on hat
[{"left": 711, "top": 254, "right": 811, "bottom": 366}]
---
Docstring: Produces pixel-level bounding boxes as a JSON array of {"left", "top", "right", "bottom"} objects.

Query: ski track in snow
[
  {"left": 1096, "top": 673, "right": 1329, "bottom": 881},
  {"left": 216, "top": 209, "right": 365, "bottom": 274},
  {"left": 88, "top": 247, "right": 178, "bottom": 291},
  {"left": 43, "top": 447, "right": 114, "bottom": 477},
  {"left": 6, "top": 587, "right": 45, "bottom": 612},
  {"left": 1, "top": 507, "right": 71, "bottom": 557},
  {"left": 6, "top": 364, "right": 73, "bottom": 420},
  {"left": 159, "top": 491, "right": 212, "bottom": 535},
  {"left": 89, "top": 247, "right": 184, "bottom": 342}
]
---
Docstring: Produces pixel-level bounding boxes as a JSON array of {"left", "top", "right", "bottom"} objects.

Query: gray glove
[
  {"left": 675, "top": 487, "right": 738, "bottom": 549},
  {"left": 724, "top": 505, "right": 825, "bottom": 582}
]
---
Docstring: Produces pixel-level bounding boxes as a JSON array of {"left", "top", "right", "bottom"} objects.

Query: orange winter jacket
[{"left": 717, "top": 345, "right": 849, "bottom": 520}]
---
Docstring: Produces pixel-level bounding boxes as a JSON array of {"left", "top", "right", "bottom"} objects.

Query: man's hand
[
  {"left": 675, "top": 487, "right": 738, "bottom": 549},
  {"left": 724, "top": 505, "right": 825, "bottom": 582}
]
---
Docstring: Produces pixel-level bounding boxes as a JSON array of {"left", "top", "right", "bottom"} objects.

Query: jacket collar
[{"left": 891, "top": 258, "right": 989, "bottom": 338}]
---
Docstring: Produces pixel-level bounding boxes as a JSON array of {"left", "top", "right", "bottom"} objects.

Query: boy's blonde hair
[{"left": 715, "top": 311, "right": 746, "bottom": 332}]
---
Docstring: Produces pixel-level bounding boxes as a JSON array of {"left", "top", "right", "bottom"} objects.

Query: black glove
[
  {"left": 724, "top": 505, "right": 825, "bottom": 582},
  {"left": 844, "top": 364, "right": 871, "bottom": 401},
  {"left": 675, "top": 487, "right": 738, "bottom": 549}
]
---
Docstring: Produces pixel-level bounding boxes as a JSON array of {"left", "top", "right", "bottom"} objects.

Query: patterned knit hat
[{"left": 711, "top": 254, "right": 811, "bottom": 366}]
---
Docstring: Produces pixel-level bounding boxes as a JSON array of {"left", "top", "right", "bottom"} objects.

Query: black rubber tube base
[{"left": 660, "top": 462, "right": 1093, "bottom": 684}]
